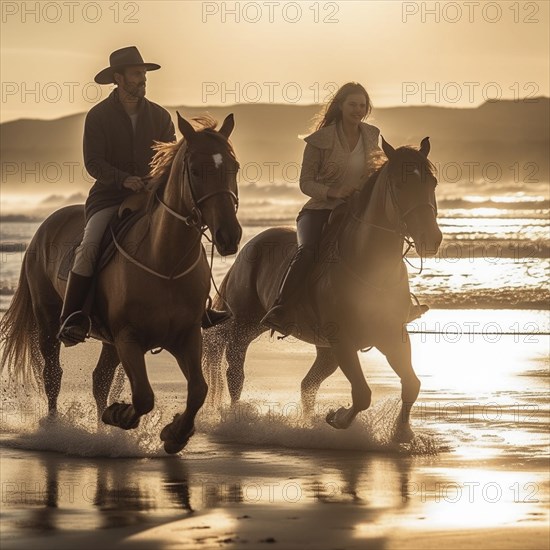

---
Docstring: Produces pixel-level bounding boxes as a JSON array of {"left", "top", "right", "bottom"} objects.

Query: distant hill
[{"left": 1, "top": 98, "right": 548, "bottom": 192}]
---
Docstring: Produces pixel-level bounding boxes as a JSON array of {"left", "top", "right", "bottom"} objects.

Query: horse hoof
[
  {"left": 160, "top": 414, "right": 195, "bottom": 454},
  {"left": 326, "top": 407, "right": 351, "bottom": 430},
  {"left": 102, "top": 403, "right": 140, "bottom": 430},
  {"left": 161, "top": 427, "right": 195, "bottom": 455},
  {"left": 394, "top": 424, "right": 415, "bottom": 443},
  {"left": 39, "top": 412, "right": 58, "bottom": 428},
  {"left": 160, "top": 414, "right": 182, "bottom": 442}
]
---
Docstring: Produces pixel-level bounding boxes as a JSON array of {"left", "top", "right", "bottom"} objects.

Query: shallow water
[
  {"left": 1, "top": 180, "right": 549, "bottom": 311},
  {"left": 0, "top": 310, "right": 548, "bottom": 548},
  {"left": 1, "top": 180, "right": 549, "bottom": 547}
]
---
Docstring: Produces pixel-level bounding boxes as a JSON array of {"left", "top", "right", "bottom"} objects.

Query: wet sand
[{"left": 1, "top": 309, "right": 549, "bottom": 549}]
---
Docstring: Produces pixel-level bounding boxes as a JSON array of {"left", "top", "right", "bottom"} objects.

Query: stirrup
[
  {"left": 57, "top": 311, "right": 91, "bottom": 347},
  {"left": 407, "top": 304, "right": 429, "bottom": 323},
  {"left": 261, "top": 306, "right": 293, "bottom": 337},
  {"left": 202, "top": 308, "right": 232, "bottom": 330}
]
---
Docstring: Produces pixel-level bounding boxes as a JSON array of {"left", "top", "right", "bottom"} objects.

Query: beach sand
[{"left": 1, "top": 309, "right": 549, "bottom": 549}]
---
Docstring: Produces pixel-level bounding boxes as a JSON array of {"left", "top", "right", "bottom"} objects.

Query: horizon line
[{"left": 1, "top": 96, "right": 548, "bottom": 125}]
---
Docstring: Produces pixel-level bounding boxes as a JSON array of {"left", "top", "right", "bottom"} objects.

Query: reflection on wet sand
[{"left": 1, "top": 446, "right": 421, "bottom": 548}]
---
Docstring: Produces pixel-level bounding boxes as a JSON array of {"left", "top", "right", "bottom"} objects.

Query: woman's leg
[{"left": 261, "top": 209, "right": 331, "bottom": 332}]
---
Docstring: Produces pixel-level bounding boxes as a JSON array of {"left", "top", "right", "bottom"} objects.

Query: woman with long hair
[{"left": 261, "top": 82, "right": 427, "bottom": 333}]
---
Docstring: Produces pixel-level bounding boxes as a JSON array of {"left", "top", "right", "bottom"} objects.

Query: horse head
[
  {"left": 177, "top": 112, "right": 242, "bottom": 256},
  {"left": 381, "top": 136, "right": 442, "bottom": 257}
]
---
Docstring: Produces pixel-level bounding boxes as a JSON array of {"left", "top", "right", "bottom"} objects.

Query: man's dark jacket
[{"left": 83, "top": 89, "right": 176, "bottom": 220}]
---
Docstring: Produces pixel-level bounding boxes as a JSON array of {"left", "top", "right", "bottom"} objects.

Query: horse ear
[
  {"left": 177, "top": 111, "right": 196, "bottom": 142},
  {"left": 219, "top": 114, "right": 235, "bottom": 139},
  {"left": 419, "top": 137, "right": 430, "bottom": 157},
  {"left": 381, "top": 135, "right": 396, "bottom": 159}
]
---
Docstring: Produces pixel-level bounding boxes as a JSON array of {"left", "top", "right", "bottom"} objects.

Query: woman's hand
[{"left": 327, "top": 184, "right": 356, "bottom": 200}]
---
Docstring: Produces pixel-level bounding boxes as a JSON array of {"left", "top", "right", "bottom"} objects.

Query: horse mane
[
  {"left": 148, "top": 116, "right": 218, "bottom": 182},
  {"left": 145, "top": 115, "right": 236, "bottom": 213},
  {"left": 354, "top": 145, "right": 437, "bottom": 215}
]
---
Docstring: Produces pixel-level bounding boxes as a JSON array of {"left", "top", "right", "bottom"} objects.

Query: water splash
[
  {"left": 0, "top": 395, "right": 169, "bottom": 458},
  {"left": 200, "top": 398, "right": 445, "bottom": 456}
]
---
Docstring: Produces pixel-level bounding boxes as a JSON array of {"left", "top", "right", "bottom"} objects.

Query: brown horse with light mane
[
  {"left": 0, "top": 113, "right": 242, "bottom": 454},
  {"left": 204, "top": 137, "right": 442, "bottom": 441}
]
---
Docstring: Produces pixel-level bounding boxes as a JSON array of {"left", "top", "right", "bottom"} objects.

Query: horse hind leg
[
  {"left": 37, "top": 317, "right": 62, "bottom": 417},
  {"left": 301, "top": 347, "right": 338, "bottom": 418},
  {"left": 30, "top": 294, "right": 63, "bottom": 417},
  {"left": 22, "top": 268, "right": 63, "bottom": 418},
  {"left": 92, "top": 344, "right": 121, "bottom": 425},
  {"left": 102, "top": 335, "right": 154, "bottom": 430}
]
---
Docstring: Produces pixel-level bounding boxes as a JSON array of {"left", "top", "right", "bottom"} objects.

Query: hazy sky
[{"left": 1, "top": 0, "right": 549, "bottom": 121}]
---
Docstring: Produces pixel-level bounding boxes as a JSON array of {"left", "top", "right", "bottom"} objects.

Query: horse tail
[{"left": 0, "top": 257, "right": 43, "bottom": 389}]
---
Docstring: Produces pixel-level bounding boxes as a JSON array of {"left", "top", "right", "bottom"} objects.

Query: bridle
[
  {"left": 387, "top": 169, "right": 438, "bottom": 228},
  {"left": 342, "top": 161, "right": 438, "bottom": 286},
  {"left": 113, "top": 144, "right": 239, "bottom": 281},
  {"left": 156, "top": 149, "right": 239, "bottom": 232},
  {"left": 353, "top": 164, "right": 438, "bottom": 240}
]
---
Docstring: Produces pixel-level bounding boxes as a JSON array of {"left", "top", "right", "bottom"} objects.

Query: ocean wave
[
  {"left": 40, "top": 192, "right": 87, "bottom": 205},
  {"left": 438, "top": 198, "right": 549, "bottom": 210},
  {"left": 0, "top": 214, "right": 45, "bottom": 223},
  {"left": 0, "top": 286, "right": 16, "bottom": 296},
  {"left": 0, "top": 242, "right": 27, "bottom": 252},
  {"left": 414, "top": 287, "right": 550, "bottom": 310}
]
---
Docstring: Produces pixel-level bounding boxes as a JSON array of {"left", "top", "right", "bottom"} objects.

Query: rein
[
  {"left": 340, "top": 164, "right": 436, "bottom": 287},
  {"left": 113, "top": 148, "right": 238, "bottom": 281},
  {"left": 111, "top": 226, "right": 205, "bottom": 280}
]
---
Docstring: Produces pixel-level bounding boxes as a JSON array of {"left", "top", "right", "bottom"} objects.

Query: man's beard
[{"left": 122, "top": 80, "right": 146, "bottom": 99}]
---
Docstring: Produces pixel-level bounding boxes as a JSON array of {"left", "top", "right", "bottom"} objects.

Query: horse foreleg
[
  {"left": 92, "top": 344, "right": 121, "bottom": 425},
  {"left": 102, "top": 336, "right": 154, "bottom": 430},
  {"left": 202, "top": 323, "right": 228, "bottom": 409},
  {"left": 301, "top": 347, "right": 338, "bottom": 418},
  {"left": 225, "top": 323, "right": 259, "bottom": 404},
  {"left": 326, "top": 338, "right": 371, "bottom": 429},
  {"left": 380, "top": 332, "right": 420, "bottom": 442},
  {"left": 161, "top": 327, "right": 207, "bottom": 454}
]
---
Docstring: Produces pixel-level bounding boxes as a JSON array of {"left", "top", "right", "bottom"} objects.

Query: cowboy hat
[{"left": 94, "top": 46, "right": 161, "bottom": 85}]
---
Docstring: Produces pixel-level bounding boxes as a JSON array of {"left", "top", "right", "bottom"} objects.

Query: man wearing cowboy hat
[{"left": 58, "top": 46, "right": 230, "bottom": 347}]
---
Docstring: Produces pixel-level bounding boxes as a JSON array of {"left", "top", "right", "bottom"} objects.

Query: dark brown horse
[
  {"left": 204, "top": 137, "right": 442, "bottom": 441},
  {"left": 0, "top": 113, "right": 242, "bottom": 453}
]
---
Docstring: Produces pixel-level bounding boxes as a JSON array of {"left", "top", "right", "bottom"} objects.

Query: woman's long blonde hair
[{"left": 315, "top": 82, "right": 372, "bottom": 130}]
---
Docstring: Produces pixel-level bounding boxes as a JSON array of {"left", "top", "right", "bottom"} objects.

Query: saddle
[
  {"left": 57, "top": 198, "right": 148, "bottom": 282},
  {"left": 310, "top": 203, "right": 347, "bottom": 282},
  {"left": 272, "top": 204, "right": 349, "bottom": 346},
  {"left": 57, "top": 197, "right": 149, "bottom": 343}
]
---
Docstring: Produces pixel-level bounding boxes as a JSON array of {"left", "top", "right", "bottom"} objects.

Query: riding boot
[
  {"left": 260, "top": 245, "right": 315, "bottom": 334},
  {"left": 202, "top": 307, "right": 232, "bottom": 329},
  {"left": 57, "top": 271, "right": 93, "bottom": 347},
  {"left": 407, "top": 303, "right": 429, "bottom": 323}
]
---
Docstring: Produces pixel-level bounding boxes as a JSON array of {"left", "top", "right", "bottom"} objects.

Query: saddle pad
[{"left": 57, "top": 209, "right": 146, "bottom": 281}]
